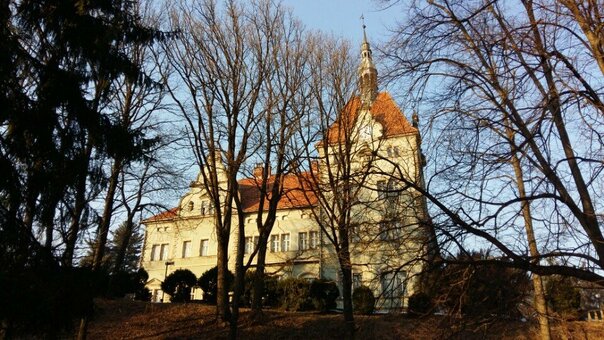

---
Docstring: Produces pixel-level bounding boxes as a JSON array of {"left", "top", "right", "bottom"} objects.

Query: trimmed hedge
[{"left": 161, "top": 269, "right": 197, "bottom": 302}]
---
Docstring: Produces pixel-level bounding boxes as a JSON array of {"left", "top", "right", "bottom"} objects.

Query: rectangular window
[
  {"left": 201, "top": 201, "right": 206, "bottom": 215},
  {"left": 160, "top": 243, "right": 169, "bottom": 260},
  {"left": 182, "top": 241, "right": 191, "bottom": 258},
  {"left": 309, "top": 231, "right": 319, "bottom": 249},
  {"left": 151, "top": 244, "right": 159, "bottom": 261},
  {"left": 200, "top": 239, "right": 209, "bottom": 256},
  {"left": 281, "top": 233, "right": 290, "bottom": 252},
  {"left": 244, "top": 237, "right": 253, "bottom": 254},
  {"left": 379, "top": 222, "right": 388, "bottom": 241},
  {"left": 353, "top": 273, "right": 362, "bottom": 289},
  {"left": 377, "top": 180, "right": 388, "bottom": 200},
  {"left": 350, "top": 224, "right": 360, "bottom": 243},
  {"left": 381, "top": 271, "right": 406, "bottom": 299},
  {"left": 270, "top": 235, "right": 280, "bottom": 252},
  {"left": 298, "top": 232, "right": 308, "bottom": 251}
]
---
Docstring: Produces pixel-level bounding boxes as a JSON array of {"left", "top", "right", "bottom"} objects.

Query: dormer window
[{"left": 187, "top": 201, "right": 194, "bottom": 211}]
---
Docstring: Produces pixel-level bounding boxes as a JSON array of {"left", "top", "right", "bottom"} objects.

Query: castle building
[{"left": 140, "top": 33, "right": 432, "bottom": 310}]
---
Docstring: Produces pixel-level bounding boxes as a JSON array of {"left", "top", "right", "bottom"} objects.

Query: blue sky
[{"left": 281, "top": 0, "right": 401, "bottom": 46}]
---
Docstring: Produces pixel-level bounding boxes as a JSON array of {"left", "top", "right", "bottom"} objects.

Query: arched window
[{"left": 187, "top": 201, "right": 194, "bottom": 211}]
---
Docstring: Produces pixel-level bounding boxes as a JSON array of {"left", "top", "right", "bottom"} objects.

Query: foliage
[
  {"left": 80, "top": 222, "right": 145, "bottom": 272},
  {"left": 546, "top": 276, "right": 581, "bottom": 319},
  {"left": 437, "top": 255, "right": 530, "bottom": 319},
  {"left": 243, "top": 270, "right": 279, "bottom": 308},
  {"left": 309, "top": 279, "right": 340, "bottom": 312},
  {"left": 408, "top": 292, "right": 433, "bottom": 317},
  {"left": 0, "top": 266, "right": 97, "bottom": 338},
  {"left": 277, "top": 278, "right": 313, "bottom": 311},
  {"left": 197, "top": 266, "right": 234, "bottom": 304},
  {"left": 0, "top": 0, "right": 164, "bottom": 335},
  {"left": 107, "top": 268, "right": 149, "bottom": 299},
  {"left": 135, "top": 287, "right": 152, "bottom": 302},
  {"left": 161, "top": 269, "right": 197, "bottom": 303},
  {"left": 352, "top": 286, "right": 375, "bottom": 315}
]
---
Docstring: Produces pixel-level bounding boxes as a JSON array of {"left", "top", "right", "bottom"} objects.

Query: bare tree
[
  {"left": 163, "top": 1, "right": 268, "bottom": 336},
  {"left": 381, "top": 0, "right": 604, "bottom": 337},
  {"left": 242, "top": 2, "right": 312, "bottom": 315},
  {"left": 297, "top": 34, "right": 359, "bottom": 333}
]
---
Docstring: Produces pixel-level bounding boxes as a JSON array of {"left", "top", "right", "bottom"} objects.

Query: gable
[{"left": 325, "top": 92, "right": 417, "bottom": 145}]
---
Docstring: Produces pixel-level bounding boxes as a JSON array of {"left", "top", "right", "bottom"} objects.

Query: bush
[
  {"left": 197, "top": 266, "right": 234, "bottom": 304},
  {"left": 438, "top": 253, "right": 530, "bottom": 319},
  {"left": 353, "top": 285, "right": 375, "bottom": 315},
  {"left": 309, "top": 279, "right": 339, "bottom": 312},
  {"left": 242, "top": 270, "right": 280, "bottom": 308},
  {"left": 408, "top": 292, "right": 433, "bottom": 317},
  {"left": 0, "top": 265, "right": 96, "bottom": 338},
  {"left": 134, "top": 287, "right": 152, "bottom": 301},
  {"left": 263, "top": 275, "right": 280, "bottom": 307},
  {"left": 277, "top": 278, "right": 312, "bottom": 311},
  {"left": 161, "top": 269, "right": 197, "bottom": 302},
  {"left": 546, "top": 276, "right": 581, "bottom": 319}
]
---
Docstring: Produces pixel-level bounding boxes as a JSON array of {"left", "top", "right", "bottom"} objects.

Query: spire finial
[{"left": 361, "top": 14, "right": 367, "bottom": 42}]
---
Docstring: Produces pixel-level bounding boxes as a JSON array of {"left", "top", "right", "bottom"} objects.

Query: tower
[{"left": 358, "top": 23, "right": 378, "bottom": 107}]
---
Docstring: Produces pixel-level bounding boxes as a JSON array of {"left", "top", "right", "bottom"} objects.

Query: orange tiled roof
[
  {"left": 143, "top": 173, "right": 317, "bottom": 223},
  {"left": 143, "top": 207, "right": 179, "bottom": 222},
  {"left": 238, "top": 172, "right": 317, "bottom": 213},
  {"left": 325, "top": 92, "right": 417, "bottom": 144}
]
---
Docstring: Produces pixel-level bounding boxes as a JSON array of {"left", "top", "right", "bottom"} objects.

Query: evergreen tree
[{"left": 0, "top": 1, "right": 166, "bottom": 337}]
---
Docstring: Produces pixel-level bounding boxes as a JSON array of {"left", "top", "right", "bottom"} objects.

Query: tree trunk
[
  {"left": 92, "top": 158, "right": 122, "bottom": 271},
  {"left": 506, "top": 119, "right": 551, "bottom": 340},
  {"left": 216, "top": 230, "right": 231, "bottom": 323},
  {"left": 39, "top": 189, "right": 61, "bottom": 250},
  {"left": 62, "top": 141, "right": 92, "bottom": 266},
  {"left": 337, "top": 229, "right": 355, "bottom": 337},
  {"left": 340, "top": 260, "right": 355, "bottom": 338},
  {"left": 251, "top": 241, "right": 268, "bottom": 314},
  {"left": 229, "top": 218, "right": 246, "bottom": 340}
]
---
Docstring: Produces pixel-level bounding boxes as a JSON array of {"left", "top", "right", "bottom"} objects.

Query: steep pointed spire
[{"left": 358, "top": 17, "right": 378, "bottom": 106}]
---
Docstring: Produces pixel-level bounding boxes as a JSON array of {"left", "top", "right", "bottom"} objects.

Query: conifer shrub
[
  {"left": 161, "top": 269, "right": 197, "bottom": 302},
  {"left": 309, "top": 279, "right": 339, "bottom": 312},
  {"left": 197, "top": 266, "right": 234, "bottom": 304},
  {"left": 408, "top": 292, "right": 433, "bottom": 317},
  {"left": 353, "top": 285, "right": 375, "bottom": 315}
]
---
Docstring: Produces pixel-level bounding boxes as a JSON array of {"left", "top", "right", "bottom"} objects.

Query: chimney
[
  {"left": 310, "top": 161, "right": 320, "bottom": 175},
  {"left": 253, "top": 163, "right": 271, "bottom": 180}
]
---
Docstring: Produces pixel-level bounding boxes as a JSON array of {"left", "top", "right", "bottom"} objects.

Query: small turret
[{"left": 358, "top": 20, "right": 378, "bottom": 107}]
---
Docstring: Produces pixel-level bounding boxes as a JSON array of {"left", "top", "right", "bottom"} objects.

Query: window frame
[
  {"left": 281, "top": 233, "right": 290, "bottom": 252},
  {"left": 298, "top": 232, "right": 308, "bottom": 251},
  {"left": 160, "top": 243, "right": 169, "bottom": 260},
  {"left": 200, "top": 239, "right": 209, "bottom": 256},
  {"left": 182, "top": 240, "right": 192, "bottom": 258}
]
